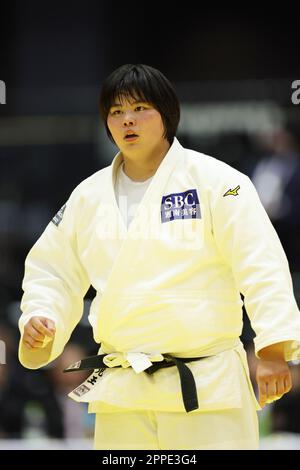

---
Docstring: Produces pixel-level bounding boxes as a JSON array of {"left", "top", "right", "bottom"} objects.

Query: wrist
[{"left": 259, "top": 342, "right": 286, "bottom": 360}]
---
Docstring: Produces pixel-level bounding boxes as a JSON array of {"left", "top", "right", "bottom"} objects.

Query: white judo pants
[{"left": 93, "top": 390, "right": 259, "bottom": 450}]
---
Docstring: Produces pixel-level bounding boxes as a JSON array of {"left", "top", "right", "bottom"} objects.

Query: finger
[
  {"left": 26, "top": 325, "right": 45, "bottom": 342},
  {"left": 284, "top": 374, "right": 292, "bottom": 393},
  {"left": 276, "top": 379, "right": 285, "bottom": 397},
  {"left": 258, "top": 380, "right": 267, "bottom": 407},
  {"left": 266, "top": 381, "right": 277, "bottom": 400},
  {"left": 40, "top": 318, "right": 56, "bottom": 336},
  {"left": 29, "top": 338, "right": 44, "bottom": 348},
  {"left": 32, "top": 317, "right": 55, "bottom": 337},
  {"left": 24, "top": 329, "right": 44, "bottom": 345},
  {"left": 43, "top": 318, "right": 56, "bottom": 334},
  {"left": 24, "top": 340, "right": 35, "bottom": 350},
  {"left": 259, "top": 395, "right": 267, "bottom": 407},
  {"left": 23, "top": 338, "right": 44, "bottom": 349}
]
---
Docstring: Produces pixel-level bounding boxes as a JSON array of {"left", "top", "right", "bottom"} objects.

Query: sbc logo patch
[{"left": 161, "top": 189, "right": 201, "bottom": 223}]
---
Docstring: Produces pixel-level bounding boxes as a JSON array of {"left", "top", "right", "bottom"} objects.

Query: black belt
[{"left": 64, "top": 353, "right": 206, "bottom": 413}]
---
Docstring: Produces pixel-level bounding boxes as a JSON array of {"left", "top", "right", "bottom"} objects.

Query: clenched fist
[
  {"left": 22, "top": 316, "right": 56, "bottom": 350},
  {"left": 256, "top": 342, "right": 292, "bottom": 407}
]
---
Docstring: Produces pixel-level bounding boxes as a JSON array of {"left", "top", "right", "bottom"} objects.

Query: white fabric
[
  {"left": 93, "top": 361, "right": 259, "bottom": 450},
  {"left": 94, "top": 408, "right": 259, "bottom": 450},
  {"left": 114, "top": 162, "right": 153, "bottom": 229},
  {"left": 18, "top": 137, "right": 300, "bottom": 415},
  {"left": 71, "top": 344, "right": 259, "bottom": 413}
]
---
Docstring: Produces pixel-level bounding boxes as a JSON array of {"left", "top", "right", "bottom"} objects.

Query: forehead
[{"left": 110, "top": 89, "right": 148, "bottom": 106}]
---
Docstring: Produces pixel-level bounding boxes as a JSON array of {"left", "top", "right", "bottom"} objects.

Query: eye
[
  {"left": 135, "top": 105, "right": 146, "bottom": 111},
  {"left": 110, "top": 109, "right": 121, "bottom": 116}
]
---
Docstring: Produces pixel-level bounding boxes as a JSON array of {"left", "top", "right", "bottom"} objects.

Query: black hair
[{"left": 99, "top": 64, "right": 180, "bottom": 145}]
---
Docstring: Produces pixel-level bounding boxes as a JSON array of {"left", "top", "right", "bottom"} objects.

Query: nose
[{"left": 122, "top": 110, "right": 136, "bottom": 127}]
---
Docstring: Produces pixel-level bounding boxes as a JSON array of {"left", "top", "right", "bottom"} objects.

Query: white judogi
[{"left": 18, "top": 138, "right": 300, "bottom": 448}]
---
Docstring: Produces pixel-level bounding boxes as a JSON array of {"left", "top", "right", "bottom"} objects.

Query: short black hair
[{"left": 99, "top": 64, "right": 180, "bottom": 145}]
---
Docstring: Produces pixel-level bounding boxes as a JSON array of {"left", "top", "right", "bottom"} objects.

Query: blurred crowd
[{"left": 0, "top": 320, "right": 96, "bottom": 439}]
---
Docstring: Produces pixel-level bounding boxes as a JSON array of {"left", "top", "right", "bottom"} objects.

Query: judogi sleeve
[
  {"left": 212, "top": 171, "right": 300, "bottom": 361},
  {"left": 18, "top": 192, "right": 90, "bottom": 369}
]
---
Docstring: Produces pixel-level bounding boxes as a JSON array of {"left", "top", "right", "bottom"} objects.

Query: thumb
[{"left": 40, "top": 318, "right": 56, "bottom": 336}]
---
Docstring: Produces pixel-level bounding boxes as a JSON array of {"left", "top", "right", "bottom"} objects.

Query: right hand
[{"left": 22, "top": 316, "right": 56, "bottom": 350}]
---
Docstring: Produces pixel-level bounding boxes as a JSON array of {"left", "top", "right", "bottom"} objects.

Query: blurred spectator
[
  {"left": 46, "top": 342, "right": 94, "bottom": 439},
  {"left": 0, "top": 333, "right": 93, "bottom": 439},
  {"left": 0, "top": 321, "right": 24, "bottom": 438},
  {"left": 251, "top": 126, "right": 300, "bottom": 272}
]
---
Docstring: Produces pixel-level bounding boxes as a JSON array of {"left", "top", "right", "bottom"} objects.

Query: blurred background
[{"left": 1, "top": 1, "right": 300, "bottom": 449}]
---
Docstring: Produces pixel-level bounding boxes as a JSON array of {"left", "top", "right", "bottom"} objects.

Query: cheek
[
  {"left": 107, "top": 118, "right": 121, "bottom": 139},
  {"left": 142, "top": 114, "right": 164, "bottom": 133},
  {"left": 107, "top": 117, "right": 114, "bottom": 131},
  {"left": 151, "top": 118, "right": 165, "bottom": 136},
  {"left": 107, "top": 123, "right": 122, "bottom": 146},
  {"left": 149, "top": 112, "right": 165, "bottom": 134}
]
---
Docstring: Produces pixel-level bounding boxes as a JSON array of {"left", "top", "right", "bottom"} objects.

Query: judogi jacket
[{"left": 18, "top": 138, "right": 300, "bottom": 412}]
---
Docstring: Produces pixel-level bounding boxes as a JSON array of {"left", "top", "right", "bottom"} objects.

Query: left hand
[{"left": 256, "top": 358, "right": 292, "bottom": 407}]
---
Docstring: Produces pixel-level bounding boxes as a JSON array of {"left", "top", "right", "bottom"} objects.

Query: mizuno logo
[{"left": 223, "top": 185, "right": 240, "bottom": 197}]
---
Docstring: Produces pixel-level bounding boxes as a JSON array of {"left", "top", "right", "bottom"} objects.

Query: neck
[{"left": 122, "top": 139, "right": 171, "bottom": 182}]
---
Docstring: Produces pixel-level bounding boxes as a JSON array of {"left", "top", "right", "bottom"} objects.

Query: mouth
[{"left": 124, "top": 132, "right": 139, "bottom": 142}]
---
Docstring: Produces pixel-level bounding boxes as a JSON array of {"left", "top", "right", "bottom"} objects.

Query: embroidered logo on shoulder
[
  {"left": 161, "top": 189, "right": 201, "bottom": 223},
  {"left": 223, "top": 185, "right": 240, "bottom": 197},
  {"left": 52, "top": 203, "right": 67, "bottom": 226}
]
